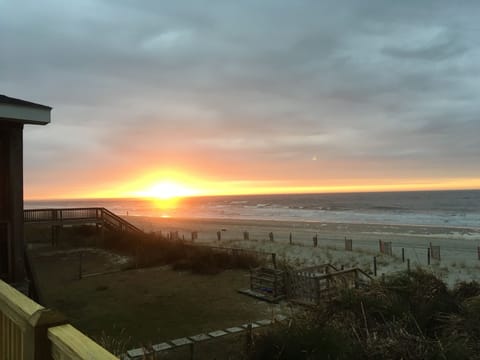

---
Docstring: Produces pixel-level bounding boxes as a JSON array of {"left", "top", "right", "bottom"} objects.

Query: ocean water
[{"left": 24, "top": 190, "right": 480, "bottom": 229}]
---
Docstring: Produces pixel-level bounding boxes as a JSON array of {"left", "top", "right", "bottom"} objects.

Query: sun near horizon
[{"left": 23, "top": 168, "right": 480, "bottom": 201}]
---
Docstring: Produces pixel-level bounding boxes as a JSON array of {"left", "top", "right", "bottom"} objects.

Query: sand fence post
[
  {"left": 430, "top": 244, "right": 441, "bottom": 261},
  {"left": 478, "top": 247, "right": 480, "bottom": 260},
  {"left": 217, "top": 231, "right": 221, "bottom": 241},
  {"left": 289, "top": 232, "right": 292, "bottom": 245},
  {"left": 269, "top": 232, "right": 274, "bottom": 242},
  {"left": 427, "top": 247, "right": 431, "bottom": 265},
  {"left": 373, "top": 256, "right": 377, "bottom": 276},
  {"left": 243, "top": 231, "right": 249, "bottom": 241},
  {"left": 402, "top": 248, "right": 405, "bottom": 262},
  {"left": 345, "top": 237, "right": 352, "bottom": 251},
  {"left": 407, "top": 259, "right": 411, "bottom": 273},
  {"left": 313, "top": 234, "right": 318, "bottom": 247}
]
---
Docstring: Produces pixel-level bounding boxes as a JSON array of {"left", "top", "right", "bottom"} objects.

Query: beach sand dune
[{"left": 127, "top": 216, "right": 480, "bottom": 286}]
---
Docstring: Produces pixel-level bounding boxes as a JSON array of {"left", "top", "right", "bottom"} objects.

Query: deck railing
[
  {"left": 23, "top": 208, "right": 99, "bottom": 223},
  {"left": 285, "top": 267, "right": 372, "bottom": 305},
  {"left": 0, "top": 279, "right": 117, "bottom": 359}
]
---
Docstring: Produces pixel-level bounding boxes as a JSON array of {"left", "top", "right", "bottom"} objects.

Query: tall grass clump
[
  {"left": 250, "top": 316, "right": 359, "bottom": 360},
  {"left": 94, "top": 328, "right": 131, "bottom": 356}
]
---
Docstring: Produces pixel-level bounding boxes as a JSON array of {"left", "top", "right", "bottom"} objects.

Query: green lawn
[{"left": 29, "top": 247, "right": 275, "bottom": 349}]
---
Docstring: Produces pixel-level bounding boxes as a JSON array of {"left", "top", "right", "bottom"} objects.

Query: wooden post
[
  {"left": 189, "top": 342, "right": 194, "bottom": 360},
  {"left": 273, "top": 277, "right": 277, "bottom": 299},
  {"left": 51, "top": 226, "right": 55, "bottom": 247},
  {"left": 407, "top": 259, "right": 411, "bottom": 273},
  {"left": 246, "top": 324, "right": 253, "bottom": 354},
  {"left": 272, "top": 253, "right": 277, "bottom": 269},
  {"left": 289, "top": 232, "right": 292, "bottom": 245},
  {"left": 478, "top": 246, "right": 480, "bottom": 260},
  {"left": 135, "top": 246, "right": 139, "bottom": 269},
  {"left": 0, "top": 123, "right": 27, "bottom": 282},
  {"left": 427, "top": 248, "right": 431, "bottom": 265},
  {"left": 78, "top": 252, "right": 83, "bottom": 280},
  {"left": 216, "top": 231, "right": 221, "bottom": 241},
  {"left": 313, "top": 234, "right": 318, "bottom": 247},
  {"left": 402, "top": 248, "right": 405, "bottom": 263},
  {"left": 345, "top": 237, "right": 352, "bottom": 251},
  {"left": 373, "top": 256, "right": 377, "bottom": 277},
  {"left": 269, "top": 232, "right": 274, "bottom": 242},
  {"left": 314, "top": 278, "right": 320, "bottom": 305},
  {"left": 32, "top": 309, "right": 68, "bottom": 360}
]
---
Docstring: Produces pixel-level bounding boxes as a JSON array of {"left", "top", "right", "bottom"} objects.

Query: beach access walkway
[{"left": 23, "top": 207, "right": 143, "bottom": 234}]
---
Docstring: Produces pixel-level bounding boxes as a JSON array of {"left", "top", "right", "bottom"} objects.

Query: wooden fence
[
  {"left": 344, "top": 238, "right": 352, "bottom": 251},
  {"left": 379, "top": 240, "right": 392, "bottom": 256},
  {"left": 285, "top": 265, "right": 372, "bottom": 306},
  {"left": 249, "top": 267, "right": 285, "bottom": 302},
  {"left": 0, "top": 279, "right": 117, "bottom": 359},
  {"left": 430, "top": 244, "right": 441, "bottom": 261}
]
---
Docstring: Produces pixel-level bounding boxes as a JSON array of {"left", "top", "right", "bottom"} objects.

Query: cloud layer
[{"left": 1, "top": 0, "right": 479, "bottom": 197}]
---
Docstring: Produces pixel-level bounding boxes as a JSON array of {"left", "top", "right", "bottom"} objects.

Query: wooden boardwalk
[{"left": 23, "top": 207, "right": 144, "bottom": 234}]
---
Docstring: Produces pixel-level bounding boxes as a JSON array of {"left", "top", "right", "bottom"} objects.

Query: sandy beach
[{"left": 127, "top": 216, "right": 480, "bottom": 286}]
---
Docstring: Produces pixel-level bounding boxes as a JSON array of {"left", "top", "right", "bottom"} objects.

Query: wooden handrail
[
  {"left": 0, "top": 279, "right": 117, "bottom": 359},
  {"left": 0, "top": 279, "right": 44, "bottom": 318},
  {"left": 101, "top": 208, "right": 143, "bottom": 233},
  {"left": 0, "top": 279, "right": 42, "bottom": 359},
  {"left": 48, "top": 324, "right": 118, "bottom": 360},
  {"left": 0, "top": 279, "right": 66, "bottom": 360}
]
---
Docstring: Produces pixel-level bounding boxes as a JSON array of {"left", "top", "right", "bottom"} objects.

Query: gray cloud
[{"left": 1, "top": 0, "right": 480, "bottom": 196}]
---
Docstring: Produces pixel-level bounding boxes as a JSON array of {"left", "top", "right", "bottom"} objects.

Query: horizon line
[{"left": 24, "top": 187, "right": 480, "bottom": 202}]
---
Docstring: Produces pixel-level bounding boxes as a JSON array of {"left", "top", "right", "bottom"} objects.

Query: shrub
[
  {"left": 250, "top": 269, "right": 480, "bottom": 360},
  {"left": 251, "top": 320, "right": 359, "bottom": 360},
  {"left": 103, "top": 230, "right": 261, "bottom": 275}
]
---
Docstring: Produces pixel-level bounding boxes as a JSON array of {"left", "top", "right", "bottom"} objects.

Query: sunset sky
[{"left": 1, "top": 1, "right": 480, "bottom": 199}]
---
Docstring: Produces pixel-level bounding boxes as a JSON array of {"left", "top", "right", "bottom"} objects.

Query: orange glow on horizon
[{"left": 24, "top": 169, "right": 480, "bottom": 200}]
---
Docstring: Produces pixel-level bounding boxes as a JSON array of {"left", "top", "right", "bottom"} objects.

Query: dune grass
[
  {"left": 102, "top": 229, "right": 262, "bottom": 274},
  {"left": 250, "top": 269, "right": 480, "bottom": 359}
]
